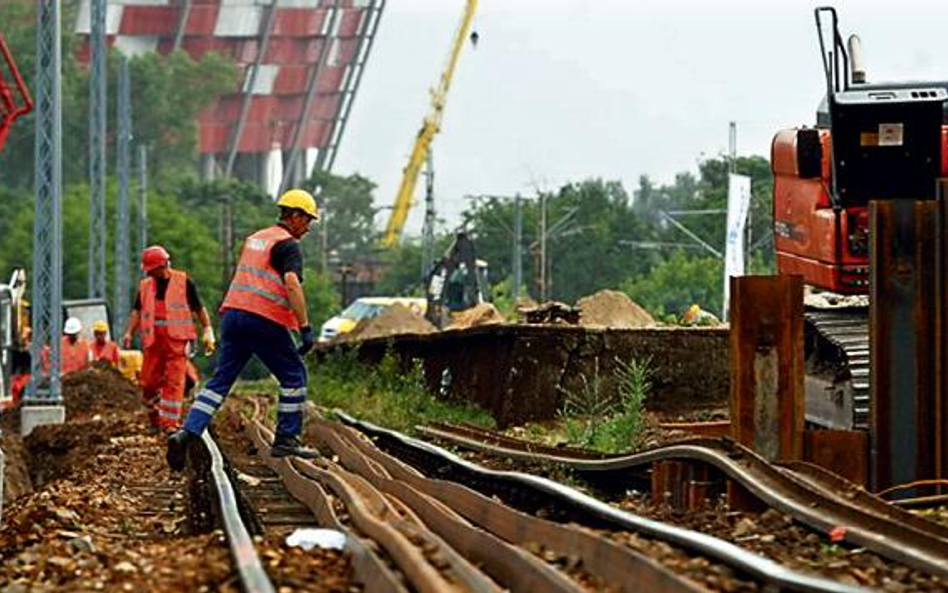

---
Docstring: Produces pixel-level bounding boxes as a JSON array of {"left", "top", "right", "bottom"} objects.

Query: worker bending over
[
  {"left": 123, "top": 245, "right": 215, "bottom": 432},
  {"left": 167, "top": 189, "right": 320, "bottom": 471},
  {"left": 90, "top": 320, "right": 119, "bottom": 366}
]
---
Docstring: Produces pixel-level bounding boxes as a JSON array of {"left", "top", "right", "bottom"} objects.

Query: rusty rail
[
  {"left": 338, "top": 412, "right": 866, "bottom": 592},
  {"left": 198, "top": 431, "right": 276, "bottom": 593},
  {"left": 416, "top": 421, "right": 948, "bottom": 581}
]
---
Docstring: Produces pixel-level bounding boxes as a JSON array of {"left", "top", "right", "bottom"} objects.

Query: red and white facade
[{"left": 76, "top": 0, "right": 383, "bottom": 193}]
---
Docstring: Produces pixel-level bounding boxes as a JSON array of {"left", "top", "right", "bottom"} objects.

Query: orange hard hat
[{"left": 141, "top": 245, "right": 170, "bottom": 273}]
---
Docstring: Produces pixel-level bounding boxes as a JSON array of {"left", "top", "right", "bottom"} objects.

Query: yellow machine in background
[{"left": 381, "top": 0, "right": 479, "bottom": 247}]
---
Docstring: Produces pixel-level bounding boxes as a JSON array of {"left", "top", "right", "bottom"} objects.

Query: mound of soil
[
  {"left": 61, "top": 366, "right": 141, "bottom": 418},
  {"left": 575, "top": 290, "right": 654, "bottom": 329},
  {"left": 342, "top": 303, "right": 437, "bottom": 342},
  {"left": 2, "top": 429, "right": 32, "bottom": 503},
  {"left": 447, "top": 303, "right": 505, "bottom": 330}
]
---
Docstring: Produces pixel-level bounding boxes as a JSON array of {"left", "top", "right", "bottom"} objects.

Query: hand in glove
[
  {"left": 122, "top": 332, "right": 133, "bottom": 349},
  {"left": 201, "top": 326, "right": 216, "bottom": 356},
  {"left": 298, "top": 326, "right": 315, "bottom": 356}
]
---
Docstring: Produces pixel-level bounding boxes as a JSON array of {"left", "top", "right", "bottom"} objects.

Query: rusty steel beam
[
  {"left": 802, "top": 429, "right": 868, "bottom": 487},
  {"left": 869, "top": 200, "right": 945, "bottom": 492},
  {"left": 729, "top": 276, "right": 805, "bottom": 462}
]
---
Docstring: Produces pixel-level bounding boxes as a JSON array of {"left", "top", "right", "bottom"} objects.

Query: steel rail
[
  {"left": 246, "top": 418, "right": 479, "bottom": 592},
  {"left": 198, "top": 431, "right": 275, "bottom": 593},
  {"left": 336, "top": 411, "right": 867, "bottom": 593},
  {"left": 242, "top": 413, "right": 406, "bottom": 592},
  {"left": 314, "top": 418, "right": 702, "bottom": 593},
  {"left": 417, "top": 424, "right": 948, "bottom": 581}
]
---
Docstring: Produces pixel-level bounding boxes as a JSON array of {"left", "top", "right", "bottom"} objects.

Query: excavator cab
[
  {"left": 772, "top": 7, "right": 948, "bottom": 294},
  {"left": 425, "top": 232, "right": 490, "bottom": 328}
]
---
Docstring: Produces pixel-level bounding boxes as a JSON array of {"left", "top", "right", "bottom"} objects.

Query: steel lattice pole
[
  {"left": 138, "top": 144, "right": 147, "bottom": 255},
  {"left": 28, "top": 0, "right": 64, "bottom": 403},
  {"left": 87, "top": 0, "right": 107, "bottom": 299},
  {"left": 114, "top": 57, "right": 131, "bottom": 339}
]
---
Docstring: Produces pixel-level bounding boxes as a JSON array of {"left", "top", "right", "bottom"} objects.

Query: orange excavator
[
  {"left": 0, "top": 29, "right": 32, "bottom": 159},
  {"left": 771, "top": 7, "right": 948, "bottom": 429}
]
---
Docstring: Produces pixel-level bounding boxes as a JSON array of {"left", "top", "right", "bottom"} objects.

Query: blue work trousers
[{"left": 183, "top": 309, "right": 307, "bottom": 437}]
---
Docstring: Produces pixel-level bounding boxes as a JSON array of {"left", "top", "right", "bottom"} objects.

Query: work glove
[
  {"left": 122, "top": 332, "right": 133, "bottom": 349},
  {"left": 298, "top": 326, "right": 315, "bottom": 356},
  {"left": 201, "top": 326, "right": 216, "bottom": 356}
]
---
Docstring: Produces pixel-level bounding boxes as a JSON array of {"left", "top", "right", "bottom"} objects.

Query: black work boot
[
  {"left": 166, "top": 429, "right": 197, "bottom": 472},
  {"left": 270, "top": 433, "right": 319, "bottom": 459}
]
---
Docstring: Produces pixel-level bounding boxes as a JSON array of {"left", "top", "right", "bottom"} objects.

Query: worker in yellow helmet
[
  {"left": 90, "top": 320, "right": 120, "bottom": 366},
  {"left": 167, "top": 189, "right": 321, "bottom": 471}
]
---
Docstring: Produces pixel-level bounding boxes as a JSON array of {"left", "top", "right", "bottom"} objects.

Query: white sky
[{"left": 333, "top": 0, "right": 948, "bottom": 237}]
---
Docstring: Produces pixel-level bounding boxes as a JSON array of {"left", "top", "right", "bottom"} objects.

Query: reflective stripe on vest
[
  {"left": 140, "top": 269, "right": 197, "bottom": 348},
  {"left": 220, "top": 225, "right": 299, "bottom": 330}
]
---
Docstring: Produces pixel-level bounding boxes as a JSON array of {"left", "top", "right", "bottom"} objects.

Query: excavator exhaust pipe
[{"left": 848, "top": 34, "right": 866, "bottom": 84}]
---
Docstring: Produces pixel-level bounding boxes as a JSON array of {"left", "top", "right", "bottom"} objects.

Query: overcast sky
[{"left": 333, "top": 0, "right": 948, "bottom": 237}]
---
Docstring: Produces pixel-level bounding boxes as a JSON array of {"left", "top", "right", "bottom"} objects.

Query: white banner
[{"left": 722, "top": 173, "right": 752, "bottom": 320}]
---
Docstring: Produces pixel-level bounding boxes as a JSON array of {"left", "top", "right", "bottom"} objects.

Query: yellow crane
[{"left": 381, "top": 0, "right": 478, "bottom": 248}]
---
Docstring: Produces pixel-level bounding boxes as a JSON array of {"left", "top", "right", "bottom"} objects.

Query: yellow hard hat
[
  {"left": 93, "top": 320, "right": 109, "bottom": 333},
  {"left": 277, "top": 189, "right": 320, "bottom": 220}
]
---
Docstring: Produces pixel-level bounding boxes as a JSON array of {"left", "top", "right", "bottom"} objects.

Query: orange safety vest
[
  {"left": 91, "top": 340, "right": 120, "bottom": 365},
  {"left": 140, "top": 269, "right": 197, "bottom": 348},
  {"left": 60, "top": 337, "right": 91, "bottom": 375},
  {"left": 221, "top": 225, "right": 299, "bottom": 330}
]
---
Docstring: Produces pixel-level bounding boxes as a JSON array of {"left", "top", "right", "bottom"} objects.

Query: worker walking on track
[
  {"left": 90, "top": 320, "right": 120, "bottom": 366},
  {"left": 167, "top": 189, "right": 320, "bottom": 471},
  {"left": 123, "top": 245, "right": 216, "bottom": 432}
]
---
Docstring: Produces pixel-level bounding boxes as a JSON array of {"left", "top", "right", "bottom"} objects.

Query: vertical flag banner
[{"left": 723, "top": 173, "right": 752, "bottom": 319}]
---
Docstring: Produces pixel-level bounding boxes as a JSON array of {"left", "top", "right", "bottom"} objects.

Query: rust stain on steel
[
  {"left": 312, "top": 421, "right": 587, "bottom": 593},
  {"left": 870, "top": 200, "right": 948, "bottom": 492},
  {"left": 244, "top": 421, "right": 408, "bottom": 593},
  {"left": 322, "top": 421, "right": 701, "bottom": 593},
  {"left": 802, "top": 429, "right": 868, "bottom": 487},
  {"left": 729, "top": 276, "right": 804, "bottom": 462}
]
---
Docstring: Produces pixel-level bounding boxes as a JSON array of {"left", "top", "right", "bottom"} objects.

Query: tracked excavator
[
  {"left": 424, "top": 232, "right": 489, "bottom": 328},
  {"left": 772, "top": 7, "right": 948, "bottom": 429}
]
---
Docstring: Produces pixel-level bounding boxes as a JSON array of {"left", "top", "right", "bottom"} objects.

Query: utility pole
[
  {"left": 512, "top": 193, "right": 522, "bottom": 300},
  {"left": 539, "top": 191, "right": 548, "bottom": 301},
  {"left": 114, "top": 56, "right": 131, "bottom": 339},
  {"left": 220, "top": 193, "right": 234, "bottom": 292},
  {"left": 138, "top": 144, "right": 148, "bottom": 255},
  {"left": 421, "top": 149, "right": 436, "bottom": 282},
  {"left": 87, "top": 0, "right": 107, "bottom": 300},
  {"left": 25, "top": 0, "right": 66, "bottom": 433}
]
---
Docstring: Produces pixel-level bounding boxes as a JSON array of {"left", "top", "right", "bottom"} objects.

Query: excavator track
[{"left": 803, "top": 306, "right": 870, "bottom": 430}]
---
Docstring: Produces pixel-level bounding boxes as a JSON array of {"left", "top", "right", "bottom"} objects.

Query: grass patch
[
  {"left": 309, "top": 347, "right": 495, "bottom": 434},
  {"left": 558, "top": 356, "right": 651, "bottom": 454}
]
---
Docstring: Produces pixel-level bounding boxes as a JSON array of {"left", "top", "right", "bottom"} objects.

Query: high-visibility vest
[
  {"left": 221, "top": 225, "right": 299, "bottom": 330},
  {"left": 140, "top": 269, "right": 197, "bottom": 348},
  {"left": 91, "top": 340, "right": 120, "bottom": 365},
  {"left": 60, "top": 337, "right": 91, "bottom": 375}
]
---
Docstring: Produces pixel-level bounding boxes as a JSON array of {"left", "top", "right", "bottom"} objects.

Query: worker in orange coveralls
[
  {"left": 123, "top": 245, "right": 216, "bottom": 432},
  {"left": 43, "top": 317, "right": 92, "bottom": 376},
  {"left": 90, "top": 320, "right": 120, "bottom": 366}
]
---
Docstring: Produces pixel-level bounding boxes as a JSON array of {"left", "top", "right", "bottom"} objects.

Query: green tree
[{"left": 621, "top": 250, "right": 723, "bottom": 318}]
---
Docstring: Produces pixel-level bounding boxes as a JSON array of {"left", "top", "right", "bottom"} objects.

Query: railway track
[
  {"left": 221, "top": 398, "right": 867, "bottom": 592},
  {"left": 415, "top": 421, "right": 948, "bottom": 583}
]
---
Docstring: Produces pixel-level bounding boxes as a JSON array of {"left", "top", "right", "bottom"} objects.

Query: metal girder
[
  {"left": 27, "top": 0, "right": 64, "bottom": 403},
  {"left": 114, "top": 57, "right": 131, "bottom": 339},
  {"left": 317, "top": 0, "right": 386, "bottom": 174},
  {"left": 279, "top": 0, "right": 343, "bottom": 194},
  {"left": 88, "top": 0, "right": 107, "bottom": 300}
]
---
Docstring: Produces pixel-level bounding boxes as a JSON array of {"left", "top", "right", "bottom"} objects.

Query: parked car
[{"left": 318, "top": 297, "right": 426, "bottom": 343}]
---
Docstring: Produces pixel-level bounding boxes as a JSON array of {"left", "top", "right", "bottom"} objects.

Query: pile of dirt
[
  {"left": 447, "top": 303, "right": 505, "bottom": 330},
  {"left": 61, "top": 366, "right": 141, "bottom": 418},
  {"left": 575, "top": 290, "right": 654, "bottom": 328},
  {"left": 342, "top": 303, "right": 437, "bottom": 342}
]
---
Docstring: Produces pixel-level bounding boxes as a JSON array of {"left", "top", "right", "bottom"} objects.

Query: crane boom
[{"left": 381, "top": 0, "right": 477, "bottom": 248}]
